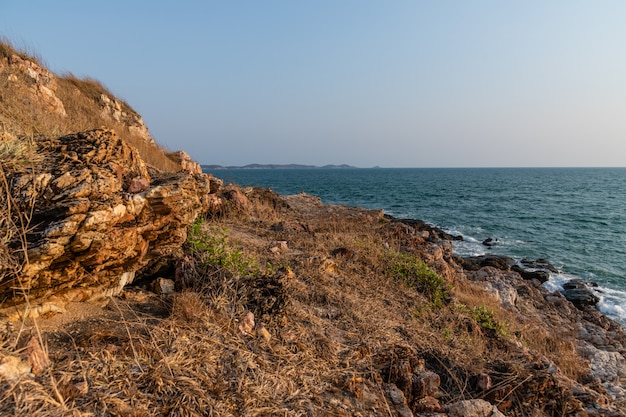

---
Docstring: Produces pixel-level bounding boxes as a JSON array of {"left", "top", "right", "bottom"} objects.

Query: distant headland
[{"left": 202, "top": 163, "right": 358, "bottom": 170}]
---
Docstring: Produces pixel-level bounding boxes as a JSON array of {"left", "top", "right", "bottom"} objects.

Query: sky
[{"left": 1, "top": 1, "right": 626, "bottom": 167}]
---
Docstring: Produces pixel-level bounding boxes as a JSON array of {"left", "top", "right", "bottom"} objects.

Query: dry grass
[{"left": 0, "top": 38, "right": 44, "bottom": 66}]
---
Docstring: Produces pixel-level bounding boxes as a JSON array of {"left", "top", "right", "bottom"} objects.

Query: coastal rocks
[
  {"left": 519, "top": 258, "right": 559, "bottom": 273},
  {"left": 460, "top": 253, "right": 601, "bottom": 309},
  {"left": 563, "top": 287, "right": 600, "bottom": 309},
  {"left": 459, "top": 255, "right": 557, "bottom": 284},
  {"left": 0, "top": 129, "right": 212, "bottom": 312},
  {"left": 557, "top": 280, "right": 601, "bottom": 310},
  {"left": 511, "top": 265, "right": 551, "bottom": 283},
  {"left": 511, "top": 259, "right": 559, "bottom": 283},
  {"left": 390, "top": 217, "right": 463, "bottom": 241},
  {"left": 99, "top": 93, "right": 154, "bottom": 146},
  {"left": 580, "top": 342, "right": 626, "bottom": 400},
  {"left": 482, "top": 237, "right": 498, "bottom": 247},
  {"left": 460, "top": 254, "right": 626, "bottom": 413},
  {"left": 456, "top": 255, "right": 516, "bottom": 272},
  {"left": 510, "top": 258, "right": 558, "bottom": 284},
  {"left": 168, "top": 150, "right": 203, "bottom": 175},
  {"left": 465, "top": 267, "right": 520, "bottom": 310}
]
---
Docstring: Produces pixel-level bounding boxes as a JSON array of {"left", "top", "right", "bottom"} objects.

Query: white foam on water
[
  {"left": 445, "top": 227, "right": 626, "bottom": 327},
  {"left": 595, "top": 286, "right": 626, "bottom": 325},
  {"left": 451, "top": 240, "right": 487, "bottom": 257},
  {"left": 543, "top": 272, "right": 571, "bottom": 293},
  {"left": 544, "top": 273, "right": 626, "bottom": 326}
]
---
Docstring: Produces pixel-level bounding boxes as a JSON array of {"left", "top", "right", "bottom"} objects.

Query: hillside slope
[{"left": 0, "top": 40, "right": 180, "bottom": 172}]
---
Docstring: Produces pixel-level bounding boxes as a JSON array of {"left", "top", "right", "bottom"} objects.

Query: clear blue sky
[{"left": 2, "top": 1, "right": 625, "bottom": 167}]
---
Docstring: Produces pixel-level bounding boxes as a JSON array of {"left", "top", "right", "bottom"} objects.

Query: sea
[{"left": 204, "top": 167, "right": 626, "bottom": 326}]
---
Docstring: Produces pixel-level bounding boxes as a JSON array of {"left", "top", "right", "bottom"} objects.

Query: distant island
[{"left": 202, "top": 163, "right": 357, "bottom": 170}]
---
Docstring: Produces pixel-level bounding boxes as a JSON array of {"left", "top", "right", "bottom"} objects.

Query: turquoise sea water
[{"left": 205, "top": 167, "right": 626, "bottom": 324}]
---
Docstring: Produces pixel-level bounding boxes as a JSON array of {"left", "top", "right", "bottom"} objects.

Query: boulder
[
  {"left": 482, "top": 237, "right": 497, "bottom": 247},
  {"left": 457, "top": 255, "right": 516, "bottom": 271},
  {"left": 511, "top": 265, "right": 551, "bottom": 283},
  {"left": 222, "top": 188, "right": 251, "bottom": 212},
  {"left": 562, "top": 288, "right": 600, "bottom": 309},
  {"left": 519, "top": 258, "right": 559, "bottom": 273},
  {"left": 168, "top": 150, "right": 203, "bottom": 175},
  {"left": 0, "top": 129, "right": 212, "bottom": 313},
  {"left": 445, "top": 399, "right": 506, "bottom": 417},
  {"left": 563, "top": 279, "right": 599, "bottom": 290}
]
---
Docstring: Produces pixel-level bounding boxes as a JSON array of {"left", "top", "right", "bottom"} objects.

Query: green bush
[
  {"left": 386, "top": 251, "right": 450, "bottom": 307},
  {"left": 471, "top": 305, "right": 508, "bottom": 337},
  {"left": 188, "top": 219, "right": 259, "bottom": 277},
  {"left": 455, "top": 303, "right": 509, "bottom": 338}
]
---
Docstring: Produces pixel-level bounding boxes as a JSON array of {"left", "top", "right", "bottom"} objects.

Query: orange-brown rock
[
  {"left": 169, "top": 150, "right": 203, "bottom": 175},
  {"left": 0, "top": 129, "right": 212, "bottom": 313},
  {"left": 5, "top": 53, "right": 67, "bottom": 116}
]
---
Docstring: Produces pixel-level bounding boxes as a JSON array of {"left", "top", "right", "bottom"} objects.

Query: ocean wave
[{"left": 595, "top": 286, "right": 626, "bottom": 325}]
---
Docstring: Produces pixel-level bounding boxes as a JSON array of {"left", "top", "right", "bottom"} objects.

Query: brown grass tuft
[{"left": 0, "top": 37, "right": 44, "bottom": 66}]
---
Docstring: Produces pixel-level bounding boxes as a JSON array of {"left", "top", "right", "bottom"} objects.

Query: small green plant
[
  {"left": 470, "top": 305, "right": 508, "bottom": 337},
  {"left": 188, "top": 218, "right": 259, "bottom": 277},
  {"left": 455, "top": 303, "right": 509, "bottom": 338},
  {"left": 385, "top": 251, "right": 450, "bottom": 307}
]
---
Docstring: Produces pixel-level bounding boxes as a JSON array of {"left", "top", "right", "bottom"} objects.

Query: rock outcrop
[
  {"left": 2, "top": 53, "right": 67, "bottom": 117},
  {"left": 168, "top": 150, "right": 203, "bottom": 175},
  {"left": 98, "top": 93, "right": 154, "bottom": 146},
  {"left": 0, "top": 129, "right": 216, "bottom": 315}
]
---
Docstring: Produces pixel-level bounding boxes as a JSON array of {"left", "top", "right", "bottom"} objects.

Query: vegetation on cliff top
[{"left": 0, "top": 39, "right": 179, "bottom": 172}]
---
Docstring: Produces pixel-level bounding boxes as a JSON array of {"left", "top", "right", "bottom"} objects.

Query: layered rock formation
[{"left": 0, "top": 128, "right": 219, "bottom": 316}]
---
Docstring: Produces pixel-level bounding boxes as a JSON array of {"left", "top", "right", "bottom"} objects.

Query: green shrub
[
  {"left": 455, "top": 303, "right": 509, "bottom": 338},
  {"left": 385, "top": 251, "right": 450, "bottom": 307},
  {"left": 188, "top": 218, "right": 259, "bottom": 277},
  {"left": 471, "top": 305, "right": 508, "bottom": 337}
]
